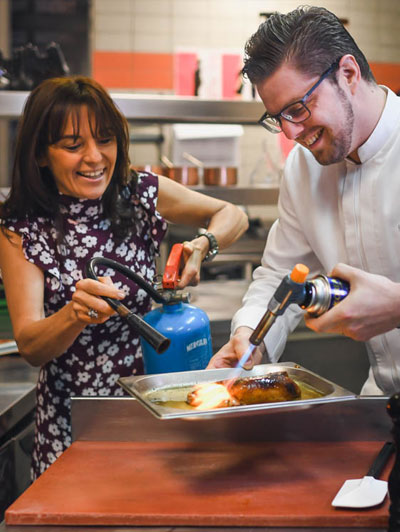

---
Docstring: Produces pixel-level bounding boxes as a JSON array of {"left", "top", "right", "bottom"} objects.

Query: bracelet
[{"left": 195, "top": 231, "right": 219, "bottom": 262}]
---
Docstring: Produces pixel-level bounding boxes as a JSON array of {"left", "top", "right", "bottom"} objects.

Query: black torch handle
[{"left": 85, "top": 257, "right": 170, "bottom": 354}]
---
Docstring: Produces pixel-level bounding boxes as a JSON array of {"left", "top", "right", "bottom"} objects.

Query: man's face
[{"left": 256, "top": 62, "right": 355, "bottom": 165}]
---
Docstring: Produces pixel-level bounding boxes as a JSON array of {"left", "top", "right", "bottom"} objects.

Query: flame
[{"left": 189, "top": 382, "right": 233, "bottom": 410}]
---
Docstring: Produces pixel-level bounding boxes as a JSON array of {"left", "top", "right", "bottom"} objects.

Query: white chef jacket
[{"left": 232, "top": 87, "right": 400, "bottom": 395}]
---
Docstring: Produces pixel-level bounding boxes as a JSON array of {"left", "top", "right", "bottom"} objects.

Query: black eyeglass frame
[{"left": 258, "top": 59, "right": 341, "bottom": 134}]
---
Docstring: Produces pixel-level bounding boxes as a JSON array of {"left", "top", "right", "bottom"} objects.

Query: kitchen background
[{"left": 0, "top": 0, "right": 399, "bottom": 519}]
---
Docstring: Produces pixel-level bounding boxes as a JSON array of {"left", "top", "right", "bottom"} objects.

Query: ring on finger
[{"left": 88, "top": 308, "right": 99, "bottom": 319}]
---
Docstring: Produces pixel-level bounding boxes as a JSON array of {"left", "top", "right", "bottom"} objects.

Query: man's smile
[{"left": 302, "top": 127, "right": 324, "bottom": 147}]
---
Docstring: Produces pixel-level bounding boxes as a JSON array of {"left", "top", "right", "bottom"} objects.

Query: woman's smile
[
  {"left": 76, "top": 167, "right": 107, "bottom": 180},
  {"left": 41, "top": 106, "right": 117, "bottom": 199}
]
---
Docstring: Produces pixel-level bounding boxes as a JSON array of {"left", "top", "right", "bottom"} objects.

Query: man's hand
[
  {"left": 305, "top": 263, "right": 400, "bottom": 341},
  {"left": 206, "top": 326, "right": 264, "bottom": 369}
]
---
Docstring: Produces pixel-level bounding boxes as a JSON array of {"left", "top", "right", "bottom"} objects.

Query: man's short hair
[{"left": 243, "top": 6, "right": 375, "bottom": 84}]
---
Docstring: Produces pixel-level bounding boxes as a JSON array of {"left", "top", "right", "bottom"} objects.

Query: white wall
[{"left": 92, "top": 0, "right": 399, "bottom": 62}]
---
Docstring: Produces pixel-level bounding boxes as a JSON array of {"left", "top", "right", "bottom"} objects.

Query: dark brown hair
[
  {"left": 1, "top": 76, "right": 137, "bottom": 241},
  {"left": 243, "top": 6, "right": 375, "bottom": 85}
]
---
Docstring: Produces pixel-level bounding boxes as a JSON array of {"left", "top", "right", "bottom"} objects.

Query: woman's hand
[
  {"left": 176, "top": 241, "right": 203, "bottom": 288},
  {"left": 72, "top": 276, "right": 126, "bottom": 324},
  {"left": 206, "top": 326, "right": 263, "bottom": 369},
  {"left": 305, "top": 263, "right": 400, "bottom": 341}
]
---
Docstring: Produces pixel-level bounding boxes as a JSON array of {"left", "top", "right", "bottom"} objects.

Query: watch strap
[{"left": 196, "top": 231, "right": 219, "bottom": 262}]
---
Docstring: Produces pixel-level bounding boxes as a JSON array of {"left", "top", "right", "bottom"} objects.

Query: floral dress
[{"left": 2, "top": 172, "right": 167, "bottom": 479}]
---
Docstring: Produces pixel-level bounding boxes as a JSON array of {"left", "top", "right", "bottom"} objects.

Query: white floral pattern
[{"left": 3, "top": 172, "right": 167, "bottom": 479}]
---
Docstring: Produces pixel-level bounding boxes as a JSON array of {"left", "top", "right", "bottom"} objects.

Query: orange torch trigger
[{"left": 162, "top": 243, "right": 184, "bottom": 290}]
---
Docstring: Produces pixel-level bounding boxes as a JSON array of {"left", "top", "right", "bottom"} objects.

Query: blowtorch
[
  {"left": 248, "top": 264, "right": 350, "bottom": 347},
  {"left": 85, "top": 244, "right": 213, "bottom": 373}
]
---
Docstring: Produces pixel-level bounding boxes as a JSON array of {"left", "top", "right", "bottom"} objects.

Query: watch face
[
  {"left": 197, "top": 231, "right": 219, "bottom": 262},
  {"left": 204, "top": 247, "right": 218, "bottom": 262},
  {"left": 204, "top": 249, "right": 218, "bottom": 262}
]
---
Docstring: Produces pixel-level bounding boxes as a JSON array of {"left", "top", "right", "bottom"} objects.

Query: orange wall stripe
[
  {"left": 370, "top": 62, "right": 400, "bottom": 94},
  {"left": 93, "top": 53, "right": 400, "bottom": 96},
  {"left": 93, "top": 51, "right": 173, "bottom": 90}
]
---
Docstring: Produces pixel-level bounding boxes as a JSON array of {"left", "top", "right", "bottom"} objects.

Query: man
[{"left": 208, "top": 6, "right": 400, "bottom": 395}]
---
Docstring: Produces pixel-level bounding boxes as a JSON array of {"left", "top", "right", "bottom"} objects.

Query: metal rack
[{"left": 0, "top": 90, "right": 265, "bottom": 124}]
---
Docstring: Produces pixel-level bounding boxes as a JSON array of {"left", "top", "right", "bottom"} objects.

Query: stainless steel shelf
[
  {"left": 0, "top": 91, "right": 265, "bottom": 124},
  {"left": 191, "top": 184, "right": 279, "bottom": 204},
  {"left": 0, "top": 91, "right": 28, "bottom": 119}
]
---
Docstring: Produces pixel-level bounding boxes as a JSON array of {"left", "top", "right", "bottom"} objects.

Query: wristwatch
[{"left": 196, "top": 231, "right": 219, "bottom": 262}]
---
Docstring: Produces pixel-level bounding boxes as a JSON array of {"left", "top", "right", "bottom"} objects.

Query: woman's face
[{"left": 40, "top": 106, "right": 118, "bottom": 199}]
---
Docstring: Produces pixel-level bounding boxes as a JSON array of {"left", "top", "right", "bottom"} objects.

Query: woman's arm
[
  {"left": 0, "top": 229, "right": 125, "bottom": 366},
  {"left": 156, "top": 176, "right": 248, "bottom": 285}
]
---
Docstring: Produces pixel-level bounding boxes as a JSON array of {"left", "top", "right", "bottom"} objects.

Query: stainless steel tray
[{"left": 118, "top": 362, "right": 357, "bottom": 420}]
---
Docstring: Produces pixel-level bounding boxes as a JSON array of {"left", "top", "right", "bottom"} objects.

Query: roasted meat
[
  {"left": 186, "top": 371, "right": 301, "bottom": 408},
  {"left": 227, "top": 371, "right": 301, "bottom": 405}
]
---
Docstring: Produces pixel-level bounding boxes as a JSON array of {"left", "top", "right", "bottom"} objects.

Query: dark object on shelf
[
  {"left": 387, "top": 393, "right": 400, "bottom": 530},
  {"left": 0, "top": 42, "right": 70, "bottom": 91},
  {"left": 194, "top": 59, "right": 201, "bottom": 96},
  {"left": 247, "top": 217, "right": 269, "bottom": 239}
]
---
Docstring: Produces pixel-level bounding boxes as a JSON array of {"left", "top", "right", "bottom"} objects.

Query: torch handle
[{"left": 249, "top": 264, "right": 310, "bottom": 347}]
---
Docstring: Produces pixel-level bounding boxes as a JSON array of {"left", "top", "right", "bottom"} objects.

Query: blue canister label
[
  {"left": 141, "top": 302, "right": 213, "bottom": 374},
  {"left": 326, "top": 277, "right": 350, "bottom": 309}
]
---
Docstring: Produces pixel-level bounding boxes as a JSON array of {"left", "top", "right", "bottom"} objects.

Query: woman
[{"left": 0, "top": 76, "right": 248, "bottom": 478}]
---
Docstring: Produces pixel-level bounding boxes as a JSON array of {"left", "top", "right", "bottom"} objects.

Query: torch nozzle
[
  {"left": 249, "top": 264, "right": 310, "bottom": 347},
  {"left": 249, "top": 309, "right": 277, "bottom": 346}
]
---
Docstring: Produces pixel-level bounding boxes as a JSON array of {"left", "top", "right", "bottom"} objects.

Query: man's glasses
[{"left": 258, "top": 60, "right": 340, "bottom": 134}]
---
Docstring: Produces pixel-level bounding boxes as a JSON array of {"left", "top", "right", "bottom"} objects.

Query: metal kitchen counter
[
  {"left": 0, "top": 354, "right": 38, "bottom": 441},
  {"left": 0, "top": 353, "right": 38, "bottom": 522}
]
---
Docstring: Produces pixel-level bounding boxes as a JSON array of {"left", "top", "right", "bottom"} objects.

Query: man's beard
[{"left": 314, "top": 86, "right": 354, "bottom": 166}]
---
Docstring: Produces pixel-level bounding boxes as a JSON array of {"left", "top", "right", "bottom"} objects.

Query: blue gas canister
[
  {"left": 142, "top": 301, "right": 212, "bottom": 374},
  {"left": 141, "top": 244, "right": 213, "bottom": 374}
]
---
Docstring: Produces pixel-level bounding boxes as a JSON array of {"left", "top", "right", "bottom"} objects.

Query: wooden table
[{"left": 3, "top": 395, "right": 394, "bottom": 530}]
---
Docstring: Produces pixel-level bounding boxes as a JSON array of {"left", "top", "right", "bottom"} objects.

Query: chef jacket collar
[{"left": 350, "top": 86, "right": 400, "bottom": 164}]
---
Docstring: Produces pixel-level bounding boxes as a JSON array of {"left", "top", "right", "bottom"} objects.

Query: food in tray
[
  {"left": 187, "top": 371, "right": 301, "bottom": 409},
  {"left": 227, "top": 371, "right": 301, "bottom": 405},
  {"left": 142, "top": 369, "right": 325, "bottom": 412}
]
